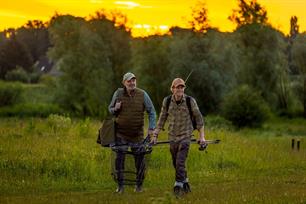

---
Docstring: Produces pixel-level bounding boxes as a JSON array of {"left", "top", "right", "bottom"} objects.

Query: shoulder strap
[
  {"left": 186, "top": 95, "right": 193, "bottom": 119},
  {"left": 166, "top": 95, "right": 172, "bottom": 112},
  {"left": 186, "top": 95, "right": 197, "bottom": 130},
  {"left": 117, "top": 88, "right": 124, "bottom": 98}
]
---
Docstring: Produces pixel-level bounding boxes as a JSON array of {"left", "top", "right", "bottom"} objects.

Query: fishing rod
[
  {"left": 155, "top": 138, "right": 221, "bottom": 151},
  {"left": 184, "top": 69, "right": 194, "bottom": 84},
  {"left": 110, "top": 135, "right": 221, "bottom": 153}
]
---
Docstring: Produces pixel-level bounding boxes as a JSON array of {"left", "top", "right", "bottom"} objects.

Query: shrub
[
  {"left": 0, "top": 81, "right": 23, "bottom": 107},
  {"left": 5, "top": 67, "right": 30, "bottom": 83},
  {"left": 205, "top": 115, "right": 233, "bottom": 131},
  {"left": 78, "top": 117, "right": 91, "bottom": 138},
  {"left": 28, "top": 72, "right": 41, "bottom": 83},
  {"left": 0, "top": 103, "right": 63, "bottom": 117},
  {"left": 221, "top": 85, "right": 270, "bottom": 128},
  {"left": 22, "top": 84, "right": 54, "bottom": 104},
  {"left": 47, "top": 114, "right": 72, "bottom": 131},
  {"left": 39, "top": 75, "right": 56, "bottom": 87}
]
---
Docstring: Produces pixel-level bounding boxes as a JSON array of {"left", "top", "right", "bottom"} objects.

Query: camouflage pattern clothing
[{"left": 156, "top": 94, "right": 204, "bottom": 142}]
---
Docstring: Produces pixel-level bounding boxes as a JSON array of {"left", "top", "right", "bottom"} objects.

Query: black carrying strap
[
  {"left": 165, "top": 95, "right": 196, "bottom": 129},
  {"left": 186, "top": 96, "right": 193, "bottom": 120},
  {"left": 165, "top": 95, "right": 171, "bottom": 113},
  {"left": 113, "top": 88, "right": 124, "bottom": 144}
]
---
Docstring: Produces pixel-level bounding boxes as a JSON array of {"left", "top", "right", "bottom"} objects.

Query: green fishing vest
[{"left": 116, "top": 88, "right": 145, "bottom": 142}]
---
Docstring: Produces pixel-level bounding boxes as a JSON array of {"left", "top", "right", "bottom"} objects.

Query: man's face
[
  {"left": 172, "top": 85, "right": 185, "bottom": 98},
  {"left": 123, "top": 78, "right": 136, "bottom": 91}
]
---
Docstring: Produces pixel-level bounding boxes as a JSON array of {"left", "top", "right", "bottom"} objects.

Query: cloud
[
  {"left": 114, "top": 1, "right": 152, "bottom": 9},
  {"left": 0, "top": 10, "right": 27, "bottom": 19}
]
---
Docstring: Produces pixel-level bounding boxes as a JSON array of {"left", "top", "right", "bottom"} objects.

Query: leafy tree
[
  {"left": 48, "top": 15, "right": 113, "bottom": 117},
  {"left": 229, "top": 0, "right": 268, "bottom": 27},
  {"left": 16, "top": 20, "right": 50, "bottom": 63},
  {"left": 222, "top": 85, "right": 270, "bottom": 128},
  {"left": 0, "top": 33, "right": 33, "bottom": 79},
  {"left": 290, "top": 16, "right": 299, "bottom": 38},
  {"left": 89, "top": 10, "right": 132, "bottom": 88},
  {"left": 0, "top": 21, "right": 50, "bottom": 81},
  {"left": 287, "top": 16, "right": 300, "bottom": 75},
  {"left": 91, "top": 9, "right": 131, "bottom": 32},
  {"left": 131, "top": 35, "right": 171, "bottom": 112},
  {"left": 188, "top": 0, "right": 210, "bottom": 33},
  {"left": 235, "top": 24, "right": 290, "bottom": 112},
  {"left": 167, "top": 29, "right": 239, "bottom": 114},
  {"left": 48, "top": 14, "right": 132, "bottom": 117},
  {"left": 292, "top": 33, "right": 306, "bottom": 117}
]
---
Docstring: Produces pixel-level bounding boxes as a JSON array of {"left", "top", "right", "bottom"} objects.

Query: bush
[
  {"left": 205, "top": 115, "right": 233, "bottom": 131},
  {"left": 221, "top": 85, "right": 270, "bottom": 128},
  {"left": 47, "top": 114, "right": 71, "bottom": 131},
  {"left": 0, "top": 103, "right": 63, "bottom": 117},
  {"left": 39, "top": 75, "right": 56, "bottom": 87},
  {"left": 78, "top": 117, "right": 91, "bottom": 138},
  {"left": 5, "top": 67, "right": 30, "bottom": 83},
  {"left": 22, "top": 84, "right": 54, "bottom": 104},
  {"left": 0, "top": 81, "right": 23, "bottom": 107},
  {"left": 28, "top": 72, "right": 41, "bottom": 83}
]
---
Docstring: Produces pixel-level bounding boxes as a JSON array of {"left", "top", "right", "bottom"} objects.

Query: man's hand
[
  {"left": 198, "top": 137, "right": 206, "bottom": 145},
  {"left": 198, "top": 127, "right": 206, "bottom": 144},
  {"left": 114, "top": 101, "right": 122, "bottom": 111},
  {"left": 198, "top": 129, "right": 207, "bottom": 151},
  {"left": 148, "top": 129, "right": 154, "bottom": 136},
  {"left": 153, "top": 128, "right": 159, "bottom": 136},
  {"left": 150, "top": 129, "right": 159, "bottom": 144},
  {"left": 150, "top": 135, "right": 157, "bottom": 144}
]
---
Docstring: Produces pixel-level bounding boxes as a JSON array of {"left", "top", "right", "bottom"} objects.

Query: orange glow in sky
[{"left": 0, "top": 0, "right": 305, "bottom": 37}]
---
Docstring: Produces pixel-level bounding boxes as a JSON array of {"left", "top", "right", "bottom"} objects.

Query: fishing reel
[{"left": 198, "top": 142, "right": 208, "bottom": 151}]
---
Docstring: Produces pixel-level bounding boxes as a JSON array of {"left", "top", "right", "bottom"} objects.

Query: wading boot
[
  {"left": 183, "top": 182, "right": 191, "bottom": 193},
  {"left": 134, "top": 185, "right": 143, "bottom": 193},
  {"left": 173, "top": 186, "right": 183, "bottom": 197},
  {"left": 115, "top": 185, "right": 124, "bottom": 194}
]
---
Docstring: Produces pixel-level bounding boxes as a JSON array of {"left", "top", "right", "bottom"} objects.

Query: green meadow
[
  {"left": 1, "top": 2, "right": 306, "bottom": 202},
  {"left": 0, "top": 116, "right": 306, "bottom": 204}
]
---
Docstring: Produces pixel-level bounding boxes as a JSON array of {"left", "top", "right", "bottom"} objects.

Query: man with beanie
[
  {"left": 108, "top": 72, "right": 156, "bottom": 193},
  {"left": 152, "top": 77, "right": 206, "bottom": 196}
]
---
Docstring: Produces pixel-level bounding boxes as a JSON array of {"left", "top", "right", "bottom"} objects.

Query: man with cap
[
  {"left": 108, "top": 72, "right": 156, "bottom": 193},
  {"left": 152, "top": 77, "right": 206, "bottom": 196}
]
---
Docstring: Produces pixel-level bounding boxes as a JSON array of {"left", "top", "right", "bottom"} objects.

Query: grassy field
[{"left": 0, "top": 115, "right": 306, "bottom": 203}]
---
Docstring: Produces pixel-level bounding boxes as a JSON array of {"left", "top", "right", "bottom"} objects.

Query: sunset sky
[{"left": 0, "top": 0, "right": 305, "bottom": 37}]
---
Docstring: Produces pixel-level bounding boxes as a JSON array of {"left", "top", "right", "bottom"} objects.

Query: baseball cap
[
  {"left": 171, "top": 78, "right": 185, "bottom": 89},
  {"left": 122, "top": 72, "right": 136, "bottom": 82}
]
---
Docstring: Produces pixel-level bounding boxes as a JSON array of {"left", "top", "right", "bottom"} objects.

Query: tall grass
[
  {"left": 0, "top": 83, "right": 63, "bottom": 117},
  {"left": 0, "top": 116, "right": 306, "bottom": 203}
]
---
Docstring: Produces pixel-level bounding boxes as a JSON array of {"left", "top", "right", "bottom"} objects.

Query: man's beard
[{"left": 127, "top": 85, "right": 136, "bottom": 91}]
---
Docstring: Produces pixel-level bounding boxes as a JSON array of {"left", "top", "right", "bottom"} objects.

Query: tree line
[{"left": 0, "top": 0, "right": 305, "bottom": 121}]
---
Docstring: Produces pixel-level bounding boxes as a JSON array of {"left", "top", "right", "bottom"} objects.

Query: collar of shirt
[{"left": 171, "top": 94, "right": 186, "bottom": 104}]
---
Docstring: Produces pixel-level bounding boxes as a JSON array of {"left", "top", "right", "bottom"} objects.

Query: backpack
[
  {"left": 165, "top": 95, "right": 197, "bottom": 130},
  {"left": 96, "top": 116, "right": 116, "bottom": 147},
  {"left": 97, "top": 88, "right": 124, "bottom": 147}
]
